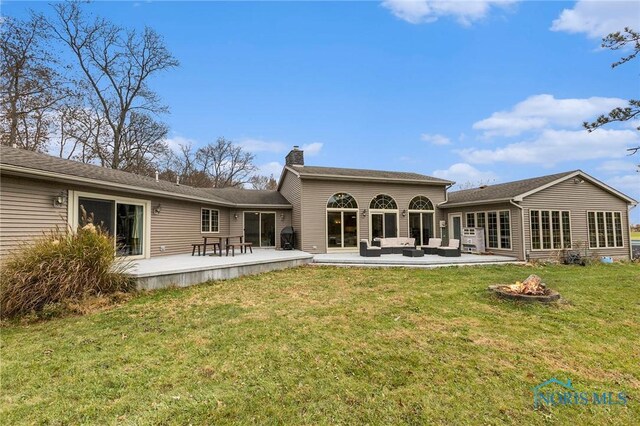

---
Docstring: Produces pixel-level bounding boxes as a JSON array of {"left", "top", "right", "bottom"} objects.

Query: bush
[{"left": 1, "top": 223, "right": 134, "bottom": 319}]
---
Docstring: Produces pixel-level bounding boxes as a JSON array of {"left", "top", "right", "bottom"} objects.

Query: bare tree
[
  {"left": 195, "top": 137, "right": 257, "bottom": 188},
  {"left": 584, "top": 27, "right": 639, "bottom": 162},
  {"left": 456, "top": 178, "right": 495, "bottom": 190},
  {"left": 0, "top": 15, "right": 69, "bottom": 151},
  {"left": 48, "top": 1, "right": 178, "bottom": 169},
  {"left": 157, "top": 143, "right": 212, "bottom": 187},
  {"left": 249, "top": 174, "right": 278, "bottom": 190}
]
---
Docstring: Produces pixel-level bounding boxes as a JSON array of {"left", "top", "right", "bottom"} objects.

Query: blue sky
[{"left": 4, "top": 1, "right": 640, "bottom": 221}]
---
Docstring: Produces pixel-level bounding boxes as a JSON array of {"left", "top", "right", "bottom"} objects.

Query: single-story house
[{"left": 1, "top": 145, "right": 636, "bottom": 261}]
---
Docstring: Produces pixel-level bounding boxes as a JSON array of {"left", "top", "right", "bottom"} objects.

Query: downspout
[
  {"left": 438, "top": 183, "right": 455, "bottom": 238},
  {"left": 510, "top": 199, "right": 526, "bottom": 262}
]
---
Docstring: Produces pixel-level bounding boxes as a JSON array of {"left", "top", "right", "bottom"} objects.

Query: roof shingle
[
  {"left": 443, "top": 171, "right": 577, "bottom": 206},
  {"left": 289, "top": 165, "right": 452, "bottom": 184}
]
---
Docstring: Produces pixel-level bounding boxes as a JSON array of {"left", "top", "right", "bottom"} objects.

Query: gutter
[{"left": 298, "top": 174, "right": 453, "bottom": 186}]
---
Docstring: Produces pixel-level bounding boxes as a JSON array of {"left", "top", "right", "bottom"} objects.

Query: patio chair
[
  {"left": 422, "top": 238, "right": 442, "bottom": 255},
  {"left": 360, "top": 239, "right": 382, "bottom": 257},
  {"left": 437, "top": 239, "right": 461, "bottom": 257}
]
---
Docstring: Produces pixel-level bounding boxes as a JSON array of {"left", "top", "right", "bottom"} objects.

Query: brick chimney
[{"left": 285, "top": 145, "right": 304, "bottom": 166}]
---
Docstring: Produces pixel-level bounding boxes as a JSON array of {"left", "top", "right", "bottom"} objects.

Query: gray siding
[
  {"left": 300, "top": 179, "right": 448, "bottom": 253},
  {"left": 443, "top": 202, "right": 524, "bottom": 259},
  {"left": 521, "top": 178, "right": 631, "bottom": 260},
  {"left": 0, "top": 175, "right": 69, "bottom": 259},
  {"left": 278, "top": 170, "right": 303, "bottom": 249}
]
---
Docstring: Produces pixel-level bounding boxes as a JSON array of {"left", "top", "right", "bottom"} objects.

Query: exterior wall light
[
  {"left": 402, "top": 209, "right": 407, "bottom": 217},
  {"left": 233, "top": 212, "right": 238, "bottom": 219},
  {"left": 53, "top": 191, "right": 66, "bottom": 208},
  {"left": 361, "top": 208, "right": 368, "bottom": 217},
  {"left": 153, "top": 204, "right": 162, "bottom": 215}
]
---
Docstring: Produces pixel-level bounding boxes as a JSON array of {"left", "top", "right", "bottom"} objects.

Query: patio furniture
[
  {"left": 203, "top": 235, "right": 243, "bottom": 256},
  {"left": 191, "top": 243, "right": 204, "bottom": 256},
  {"left": 402, "top": 248, "right": 424, "bottom": 257},
  {"left": 372, "top": 237, "right": 416, "bottom": 254},
  {"left": 422, "top": 238, "right": 442, "bottom": 255},
  {"left": 226, "top": 242, "right": 254, "bottom": 257},
  {"left": 360, "top": 240, "right": 382, "bottom": 257},
  {"left": 437, "top": 239, "right": 461, "bottom": 257}
]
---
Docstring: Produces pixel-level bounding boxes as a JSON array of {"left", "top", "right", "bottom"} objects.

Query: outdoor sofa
[
  {"left": 422, "top": 238, "right": 442, "bottom": 255},
  {"left": 360, "top": 239, "right": 382, "bottom": 257},
  {"left": 372, "top": 237, "right": 416, "bottom": 254},
  {"left": 437, "top": 239, "right": 461, "bottom": 257}
]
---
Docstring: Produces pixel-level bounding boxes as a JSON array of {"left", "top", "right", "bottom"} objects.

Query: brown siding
[
  {"left": 443, "top": 202, "right": 524, "bottom": 259},
  {"left": 0, "top": 175, "right": 69, "bottom": 259},
  {"left": 149, "top": 199, "right": 230, "bottom": 257},
  {"left": 521, "top": 178, "right": 631, "bottom": 260},
  {"left": 300, "top": 179, "right": 448, "bottom": 253},
  {"left": 278, "top": 170, "right": 303, "bottom": 249}
]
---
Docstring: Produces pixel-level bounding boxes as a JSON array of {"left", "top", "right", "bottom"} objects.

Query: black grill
[{"left": 280, "top": 226, "right": 295, "bottom": 250}]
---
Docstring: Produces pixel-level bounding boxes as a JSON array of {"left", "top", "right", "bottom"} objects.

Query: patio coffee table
[{"left": 402, "top": 248, "right": 424, "bottom": 257}]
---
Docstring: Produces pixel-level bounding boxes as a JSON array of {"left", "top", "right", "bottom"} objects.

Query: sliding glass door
[
  {"left": 409, "top": 212, "right": 434, "bottom": 246},
  {"left": 327, "top": 211, "right": 358, "bottom": 249},
  {"left": 370, "top": 212, "right": 398, "bottom": 239},
  {"left": 77, "top": 196, "right": 145, "bottom": 257},
  {"left": 244, "top": 212, "right": 276, "bottom": 247}
]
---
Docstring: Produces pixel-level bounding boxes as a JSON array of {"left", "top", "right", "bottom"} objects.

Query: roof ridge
[{"left": 449, "top": 170, "right": 577, "bottom": 194}]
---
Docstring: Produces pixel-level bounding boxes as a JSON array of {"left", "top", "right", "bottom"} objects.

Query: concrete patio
[
  {"left": 130, "top": 249, "right": 313, "bottom": 290},
  {"left": 312, "top": 252, "right": 521, "bottom": 267}
]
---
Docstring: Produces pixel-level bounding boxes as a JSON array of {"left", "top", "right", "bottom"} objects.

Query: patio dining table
[{"left": 203, "top": 234, "right": 244, "bottom": 256}]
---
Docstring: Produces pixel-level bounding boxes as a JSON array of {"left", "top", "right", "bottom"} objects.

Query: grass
[
  {"left": 631, "top": 231, "right": 640, "bottom": 240},
  {"left": 1, "top": 264, "right": 639, "bottom": 425}
]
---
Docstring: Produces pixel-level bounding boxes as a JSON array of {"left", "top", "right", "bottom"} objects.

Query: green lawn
[
  {"left": 631, "top": 231, "right": 640, "bottom": 240},
  {"left": 2, "top": 264, "right": 639, "bottom": 425}
]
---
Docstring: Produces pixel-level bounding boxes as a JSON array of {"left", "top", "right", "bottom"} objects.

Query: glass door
[
  {"left": 78, "top": 196, "right": 145, "bottom": 257},
  {"left": 327, "top": 210, "right": 358, "bottom": 249},
  {"left": 244, "top": 212, "right": 276, "bottom": 247},
  {"left": 409, "top": 212, "right": 434, "bottom": 246},
  {"left": 260, "top": 213, "right": 276, "bottom": 247},
  {"left": 244, "top": 212, "right": 261, "bottom": 246},
  {"left": 371, "top": 212, "right": 397, "bottom": 239},
  {"left": 449, "top": 214, "right": 462, "bottom": 241}
]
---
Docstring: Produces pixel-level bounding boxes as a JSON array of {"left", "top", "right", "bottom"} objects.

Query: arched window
[
  {"left": 369, "top": 194, "right": 398, "bottom": 239},
  {"left": 409, "top": 196, "right": 434, "bottom": 211},
  {"left": 408, "top": 196, "right": 435, "bottom": 246},
  {"left": 370, "top": 194, "right": 397, "bottom": 210},
  {"left": 327, "top": 193, "right": 358, "bottom": 209},
  {"left": 326, "top": 193, "right": 358, "bottom": 250}
]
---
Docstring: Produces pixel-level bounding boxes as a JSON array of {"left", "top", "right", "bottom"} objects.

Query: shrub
[{"left": 0, "top": 223, "right": 134, "bottom": 319}]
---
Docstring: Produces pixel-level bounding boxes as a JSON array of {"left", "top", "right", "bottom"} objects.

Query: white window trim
[
  {"left": 587, "top": 210, "right": 625, "bottom": 249},
  {"left": 326, "top": 208, "right": 360, "bottom": 252},
  {"left": 68, "top": 190, "right": 151, "bottom": 260},
  {"left": 529, "top": 209, "right": 573, "bottom": 251},
  {"left": 368, "top": 209, "right": 400, "bottom": 241},
  {"left": 471, "top": 210, "right": 513, "bottom": 251},
  {"left": 407, "top": 210, "right": 436, "bottom": 246},
  {"left": 201, "top": 208, "right": 220, "bottom": 234}
]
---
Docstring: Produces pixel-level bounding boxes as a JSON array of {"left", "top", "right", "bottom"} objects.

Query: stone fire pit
[{"left": 488, "top": 274, "right": 561, "bottom": 303}]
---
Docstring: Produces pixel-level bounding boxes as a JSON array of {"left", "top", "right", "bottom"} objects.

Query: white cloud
[
  {"left": 458, "top": 128, "right": 639, "bottom": 165},
  {"left": 421, "top": 133, "right": 451, "bottom": 145},
  {"left": 162, "top": 135, "right": 198, "bottom": 152},
  {"left": 473, "top": 94, "right": 625, "bottom": 137},
  {"left": 597, "top": 159, "right": 638, "bottom": 173},
  {"left": 551, "top": 0, "right": 640, "bottom": 39},
  {"left": 605, "top": 173, "right": 640, "bottom": 197},
  {"left": 432, "top": 162, "right": 497, "bottom": 185},
  {"left": 238, "top": 138, "right": 286, "bottom": 153},
  {"left": 301, "top": 142, "right": 323, "bottom": 156},
  {"left": 382, "top": 0, "right": 517, "bottom": 26},
  {"left": 256, "top": 161, "right": 284, "bottom": 180}
]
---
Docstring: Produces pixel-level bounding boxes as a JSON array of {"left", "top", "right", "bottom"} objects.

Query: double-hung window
[
  {"left": 587, "top": 211, "right": 624, "bottom": 248},
  {"left": 201, "top": 208, "right": 219, "bottom": 233}
]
